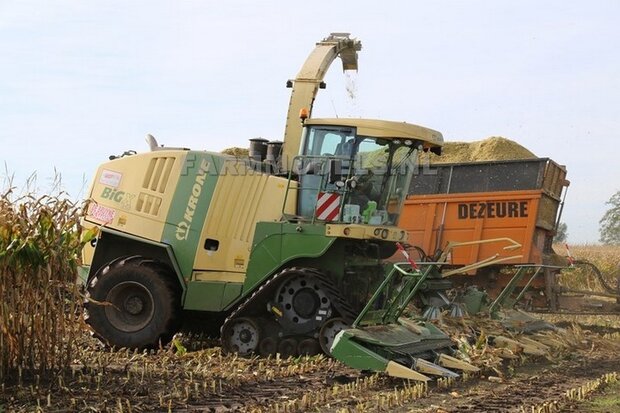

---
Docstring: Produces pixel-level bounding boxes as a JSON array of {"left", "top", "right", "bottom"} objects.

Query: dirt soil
[
  {"left": 2, "top": 328, "right": 619, "bottom": 412},
  {"left": 400, "top": 348, "right": 619, "bottom": 412}
]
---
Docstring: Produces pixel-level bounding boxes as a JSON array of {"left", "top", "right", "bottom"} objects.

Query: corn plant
[{"left": 0, "top": 185, "right": 86, "bottom": 382}]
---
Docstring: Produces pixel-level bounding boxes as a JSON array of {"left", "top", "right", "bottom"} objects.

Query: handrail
[{"left": 437, "top": 237, "right": 524, "bottom": 277}]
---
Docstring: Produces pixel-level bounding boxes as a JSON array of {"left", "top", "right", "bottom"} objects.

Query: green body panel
[
  {"left": 161, "top": 152, "right": 224, "bottom": 279},
  {"left": 182, "top": 221, "right": 342, "bottom": 312},
  {"left": 182, "top": 220, "right": 387, "bottom": 312},
  {"left": 184, "top": 281, "right": 243, "bottom": 311},
  {"left": 239, "top": 221, "right": 336, "bottom": 297},
  {"left": 331, "top": 330, "right": 389, "bottom": 372},
  {"left": 222, "top": 283, "right": 244, "bottom": 308}
]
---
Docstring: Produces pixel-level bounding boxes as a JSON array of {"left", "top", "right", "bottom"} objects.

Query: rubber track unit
[{"left": 220, "top": 267, "right": 358, "bottom": 341}]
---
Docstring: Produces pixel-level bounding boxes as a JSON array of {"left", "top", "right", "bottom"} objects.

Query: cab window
[{"left": 303, "top": 126, "right": 355, "bottom": 157}]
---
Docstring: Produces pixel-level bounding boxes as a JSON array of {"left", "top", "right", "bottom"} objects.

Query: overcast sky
[{"left": 1, "top": 1, "right": 618, "bottom": 243}]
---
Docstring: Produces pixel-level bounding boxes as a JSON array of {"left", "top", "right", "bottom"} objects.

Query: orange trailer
[
  {"left": 401, "top": 158, "right": 618, "bottom": 312},
  {"left": 404, "top": 189, "right": 554, "bottom": 267},
  {"left": 404, "top": 158, "right": 567, "bottom": 264}
]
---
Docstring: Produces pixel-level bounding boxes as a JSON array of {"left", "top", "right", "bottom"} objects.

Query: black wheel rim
[
  {"left": 223, "top": 318, "right": 260, "bottom": 355},
  {"left": 276, "top": 275, "right": 331, "bottom": 325},
  {"left": 105, "top": 281, "right": 155, "bottom": 333}
]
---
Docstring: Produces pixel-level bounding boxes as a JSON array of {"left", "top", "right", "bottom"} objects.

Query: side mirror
[{"left": 327, "top": 159, "right": 343, "bottom": 184}]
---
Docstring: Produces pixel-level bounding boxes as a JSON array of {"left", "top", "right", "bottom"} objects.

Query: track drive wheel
[
  {"left": 85, "top": 257, "right": 181, "bottom": 349},
  {"left": 273, "top": 270, "right": 333, "bottom": 334},
  {"left": 319, "top": 317, "right": 349, "bottom": 355},
  {"left": 221, "top": 317, "right": 261, "bottom": 356}
]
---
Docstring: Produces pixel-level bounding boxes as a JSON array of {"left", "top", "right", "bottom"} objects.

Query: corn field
[
  {"left": 569, "top": 245, "right": 620, "bottom": 285},
  {"left": 0, "top": 187, "right": 85, "bottom": 382},
  {"left": 556, "top": 244, "right": 620, "bottom": 293}
]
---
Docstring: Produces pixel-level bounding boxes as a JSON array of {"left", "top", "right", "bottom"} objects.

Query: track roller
[
  {"left": 258, "top": 336, "right": 278, "bottom": 357},
  {"left": 221, "top": 317, "right": 261, "bottom": 356},
  {"left": 298, "top": 338, "right": 321, "bottom": 356},
  {"left": 319, "top": 317, "right": 349, "bottom": 355},
  {"left": 278, "top": 337, "right": 298, "bottom": 358}
]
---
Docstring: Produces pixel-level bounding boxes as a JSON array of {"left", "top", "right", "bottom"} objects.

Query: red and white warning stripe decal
[
  {"left": 396, "top": 242, "right": 419, "bottom": 270},
  {"left": 316, "top": 192, "right": 341, "bottom": 221}
]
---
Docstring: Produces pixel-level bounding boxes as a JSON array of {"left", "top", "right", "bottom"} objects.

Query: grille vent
[
  {"left": 135, "top": 157, "right": 175, "bottom": 216},
  {"left": 143, "top": 157, "right": 175, "bottom": 193}
]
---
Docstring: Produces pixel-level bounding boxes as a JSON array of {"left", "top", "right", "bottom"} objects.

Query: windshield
[
  {"left": 302, "top": 126, "right": 356, "bottom": 157},
  {"left": 299, "top": 125, "right": 418, "bottom": 226}
]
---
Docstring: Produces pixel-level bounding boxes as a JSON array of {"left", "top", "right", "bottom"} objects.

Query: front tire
[{"left": 85, "top": 258, "right": 181, "bottom": 349}]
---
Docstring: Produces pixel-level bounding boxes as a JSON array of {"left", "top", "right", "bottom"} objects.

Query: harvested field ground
[
  {"left": 401, "top": 350, "right": 620, "bottom": 412},
  {"left": 573, "top": 380, "right": 620, "bottom": 412},
  {"left": 404, "top": 319, "right": 620, "bottom": 413},
  {"left": 2, "top": 317, "right": 620, "bottom": 412}
]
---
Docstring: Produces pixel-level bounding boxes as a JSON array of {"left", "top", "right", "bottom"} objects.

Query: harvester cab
[{"left": 290, "top": 118, "right": 442, "bottom": 227}]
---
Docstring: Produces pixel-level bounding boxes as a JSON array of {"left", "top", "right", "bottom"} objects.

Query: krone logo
[{"left": 175, "top": 159, "right": 210, "bottom": 240}]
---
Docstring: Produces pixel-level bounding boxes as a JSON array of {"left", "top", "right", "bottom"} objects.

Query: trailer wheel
[{"left": 85, "top": 258, "right": 181, "bottom": 349}]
